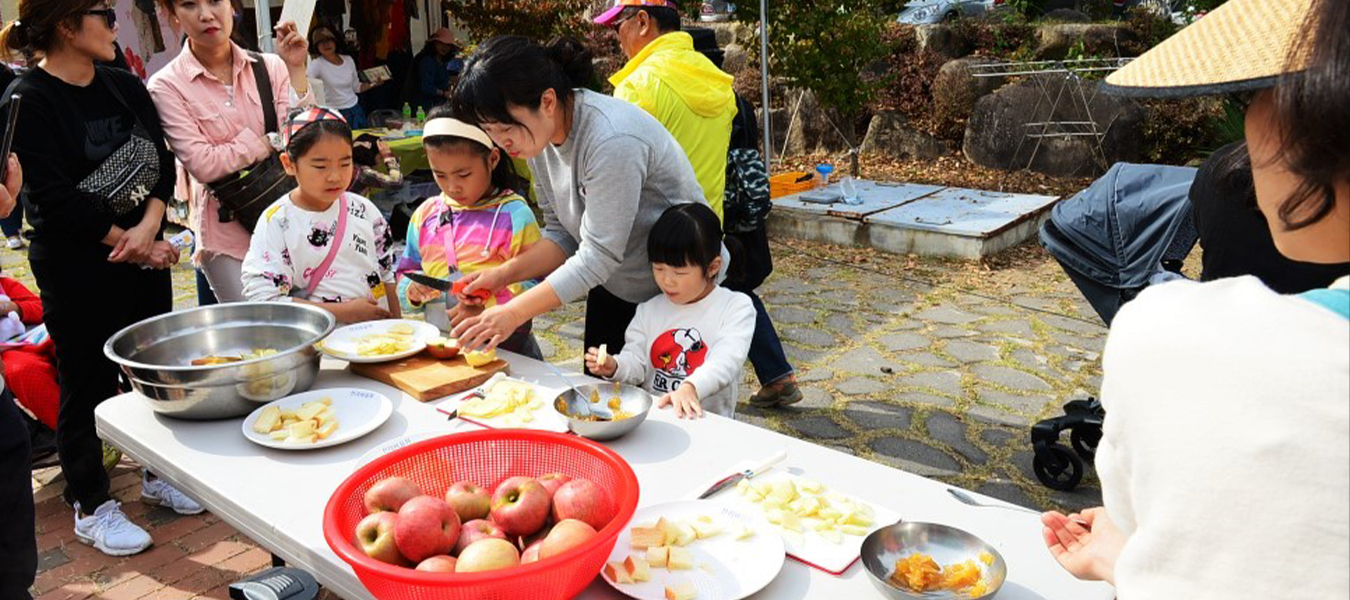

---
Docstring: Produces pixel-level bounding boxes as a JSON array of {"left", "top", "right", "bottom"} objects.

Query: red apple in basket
[
  {"left": 491, "top": 477, "right": 552, "bottom": 537},
  {"left": 521, "top": 539, "right": 545, "bottom": 564},
  {"left": 536, "top": 473, "right": 572, "bottom": 497},
  {"left": 551, "top": 479, "right": 612, "bottom": 531},
  {"left": 415, "top": 555, "right": 458, "bottom": 572},
  {"left": 538, "top": 519, "right": 598, "bottom": 560},
  {"left": 355, "top": 512, "right": 404, "bottom": 566},
  {"left": 364, "top": 477, "right": 422, "bottom": 514},
  {"left": 395, "top": 496, "right": 462, "bottom": 563},
  {"left": 445, "top": 482, "right": 491, "bottom": 522},
  {"left": 455, "top": 538, "right": 520, "bottom": 573},
  {"left": 453, "top": 519, "right": 507, "bottom": 556}
]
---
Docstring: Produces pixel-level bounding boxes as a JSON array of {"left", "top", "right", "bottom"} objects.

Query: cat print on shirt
[
  {"left": 307, "top": 222, "right": 335, "bottom": 248},
  {"left": 365, "top": 272, "right": 380, "bottom": 289},
  {"left": 650, "top": 328, "right": 708, "bottom": 394}
]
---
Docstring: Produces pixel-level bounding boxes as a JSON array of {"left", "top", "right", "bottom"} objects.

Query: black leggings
[
  {"left": 583, "top": 286, "right": 639, "bottom": 377},
  {"left": 0, "top": 390, "right": 35, "bottom": 599},
  {"left": 31, "top": 256, "right": 172, "bottom": 511}
]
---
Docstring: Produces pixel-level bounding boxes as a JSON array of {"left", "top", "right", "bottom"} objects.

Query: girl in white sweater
[{"left": 585, "top": 204, "right": 754, "bottom": 418}]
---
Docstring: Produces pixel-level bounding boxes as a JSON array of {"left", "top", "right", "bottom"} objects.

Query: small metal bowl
[
  {"left": 860, "top": 521, "right": 1008, "bottom": 600},
  {"left": 104, "top": 302, "right": 335, "bottom": 420},
  {"left": 551, "top": 382, "right": 653, "bottom": 441}
]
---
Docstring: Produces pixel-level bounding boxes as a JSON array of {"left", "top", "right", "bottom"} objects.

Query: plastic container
[
  {"left": 769, "top": 171, "right": 815, "bottom": 198},
  {"left": 401, "top": 103, "right": 412, "bottom": 132},
  {"left": 323, "top": 430, "right": 640, "bottom": 600},
  {"left": 814, "top": 163, "right": 835, "bottom": 189}
]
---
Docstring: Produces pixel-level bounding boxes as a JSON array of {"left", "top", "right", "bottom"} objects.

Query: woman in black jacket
[{"left": 0, "top": 0, "right": 201, "bottom": 558}]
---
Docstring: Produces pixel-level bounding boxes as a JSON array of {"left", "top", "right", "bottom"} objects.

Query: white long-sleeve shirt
[
  {"left": 610, "top": 286, "right": 756, "bottom": 417},
  {"left": 1096, "top": 276, "right": 1349, "bottom": 599},
  {"left": 241, "top": 192, "right": 396, "bottom": 311}
]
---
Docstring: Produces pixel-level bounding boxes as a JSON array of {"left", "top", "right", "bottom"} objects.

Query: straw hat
[{"left": 1102, "top": 0, "right": 1315, "bottom": 98}]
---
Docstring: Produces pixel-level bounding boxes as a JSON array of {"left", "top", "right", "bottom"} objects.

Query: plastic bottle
[
  {"left": 401, "top": 103, "right": 412, "bottom": 131},
  {"left": 814, "top": 163, "right": 834, "bottom": 189},
  {"left": 415, "top": 106, "right": 426, "bottom": 127}
]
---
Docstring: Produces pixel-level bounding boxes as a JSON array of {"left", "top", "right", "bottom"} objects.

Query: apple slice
[
  {"left": 604, "top": 561, "right": 634, "bottom": 584},
  {"left": 646, "top": 545, "right": 669, "bottom": 568},
  {"left": 655, "top": 517, "right": 678, "bottom": 545},
  {"left": 624, "top": 556, "right": 651, "bottom": 582},
  {"left": 690, "top": 521, "right": 721, "bottom": 540},
  {"left": 672, "top": 521, "right": 697, "bottom": 547},
  {"left": 780, "top": 511, "right": 802, "bottom": 533},
  {"left": 667, "top": 547, "right": 694, "bottom": 570},
  {"left": 734, "top": 523, "right": 755, "bottom": 541},
  {"left": 630, "top": 526, "right": 665, "bottom": 550},
  {"left": 665, "top": 583, "right": 697, "bottom": 600},
  {"left": 840, "top": 524, "right": 871, "bottom": 536}
]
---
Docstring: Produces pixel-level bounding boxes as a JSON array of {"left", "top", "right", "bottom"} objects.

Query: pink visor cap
[{"left": 593, "top": 0, "right": 680, "bottom": 26}]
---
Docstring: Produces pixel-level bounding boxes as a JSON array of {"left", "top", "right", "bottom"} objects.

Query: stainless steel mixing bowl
[
  {"left": 860, "top": 521, "right": 1008, "bottom": 600},
  {"left": 552, "top": 382, "right": 653, "bottom": 441},
  {"left": 104, "top": 302, "right": 335, "bottom": 420}
]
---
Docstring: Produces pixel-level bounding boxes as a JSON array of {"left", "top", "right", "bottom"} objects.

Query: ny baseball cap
[{"left": 593, "top": 0, "right": 680, "bottom": 26}]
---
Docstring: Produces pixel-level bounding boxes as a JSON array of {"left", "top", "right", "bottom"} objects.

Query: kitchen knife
[{"left": 698, "top": 450, "right": 788, "bottom": 499}]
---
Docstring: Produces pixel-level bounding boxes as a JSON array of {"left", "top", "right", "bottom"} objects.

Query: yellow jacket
[{"left": 610, "top": 32, "right": 736, "bottom": 222}]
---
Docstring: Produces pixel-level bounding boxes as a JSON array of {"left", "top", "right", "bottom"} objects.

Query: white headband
[{"left": 423, "top": 118, "right": 495, "bottom": 150}]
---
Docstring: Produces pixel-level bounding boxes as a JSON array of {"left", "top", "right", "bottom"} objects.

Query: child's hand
[
  {"left": 334, "top": 298, "right": 391, "bottom": 323},
  {"left": 407, "top": 281, "right": 443, "bottom": 305},
  {"left": 657, "top": 382, "right": 704, "bottom": 419},
  {"left": 584, "top": 346, "right": 616, "bottom": 377}
]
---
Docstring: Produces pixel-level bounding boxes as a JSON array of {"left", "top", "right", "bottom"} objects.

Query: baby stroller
[{"left": 1031, "top": 163, "right": 1198, "bottom": 490}]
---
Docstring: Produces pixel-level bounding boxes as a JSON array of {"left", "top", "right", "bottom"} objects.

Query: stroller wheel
[
  {"left": 1033, "top": 445, "right": 1083, "bottom": 491},
  {"left": 1070, "top": 426, "right": 1102, "bottom": 461}
]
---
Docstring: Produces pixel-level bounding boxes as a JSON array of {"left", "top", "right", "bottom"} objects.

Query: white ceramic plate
[
  {"left": 435, "top": 374, "right": 570, "bottom": 433},
  {"left": 602, "top": 500, "right": 785, "bottom": 600},
  {"left": 241, "top": 388, "right": 393, "bottom": 450},
  {"left": 317, "top": 319, "right": 439, "bottom": 363}
]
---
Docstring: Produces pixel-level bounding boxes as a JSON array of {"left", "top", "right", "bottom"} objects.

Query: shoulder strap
[
  {"left": 247, "top": 52, "right": 278, "bottom": 134},
  {"left": 1298, "top": 288, "right": 1350, "bottom": 320},
  {"left": 303, "top": 194, "right": 350, "bottom": 299}
]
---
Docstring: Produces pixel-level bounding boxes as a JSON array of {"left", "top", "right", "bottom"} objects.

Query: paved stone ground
[{"left": 8, "top": 231, "right": 1109, "bottom": 599}]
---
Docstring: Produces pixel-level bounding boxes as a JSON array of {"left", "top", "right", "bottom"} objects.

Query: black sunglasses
[{"left": 85, "top": 8, "right": 117, "bottom": 29}]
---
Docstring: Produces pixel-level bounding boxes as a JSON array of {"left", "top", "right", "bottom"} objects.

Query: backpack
[{"left": 723, "top": 147, "right": 770, "bottom": 234}]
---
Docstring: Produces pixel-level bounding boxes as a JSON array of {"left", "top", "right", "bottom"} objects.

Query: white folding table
[{"left": 95, "top": 352, "right": 1114, "bottom": 600}]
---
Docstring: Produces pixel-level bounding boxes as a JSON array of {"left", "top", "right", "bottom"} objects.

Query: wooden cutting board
[{"left": 350, "top": 353, "right": 509, "bottom": 402}]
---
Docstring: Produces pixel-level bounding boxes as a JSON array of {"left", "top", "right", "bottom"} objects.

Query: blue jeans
[{"left": 339, "top": 105, "right": 369, "bottom": 129}]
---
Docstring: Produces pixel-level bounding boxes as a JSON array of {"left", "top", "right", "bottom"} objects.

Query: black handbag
[
  {"left": 72, "top": 69, "right": 162, "bottom": 217},
  {"left": 206, "top": 52, "right": 296, "bottom": 233}
]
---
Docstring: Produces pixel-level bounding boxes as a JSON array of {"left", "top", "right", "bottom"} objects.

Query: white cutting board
[{"left": 706, "top": 471, "right": 901, "bottom": 575}]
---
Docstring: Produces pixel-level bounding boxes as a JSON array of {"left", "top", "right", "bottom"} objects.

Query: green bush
[
  {"left": 446, "top": 0, "right": 593, "bottom": 43},
  {"left": 1141, "top": 97, "right": 1225, "bottom": 165}
]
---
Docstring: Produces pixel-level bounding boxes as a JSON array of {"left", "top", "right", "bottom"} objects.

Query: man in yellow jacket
[{"left": 596, "top": 0, "right": 737, "bottom": 222}]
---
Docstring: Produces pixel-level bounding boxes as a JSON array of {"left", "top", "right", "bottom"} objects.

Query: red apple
[
  {"left": 394, "top": 496, "right": 462, "bottom": 563},
  {"left": 453, "top": 519, "right": 507, "bottom": 556},
  {"left": 415, "top": 555, "right": 458, "bottom": 572},
  {"left": 520, "top": 519, "right": 554, "bottom": 551},
  {"left": 445, "top": 482, "right": 491, "bottom": 522},
  {"left": 425, "top": 337, "right": 460, "bottom": 359},
  {"left": 521, "top": 539, "right": 544, "bottom": 564},
  {"left": 551, "top": 479, "right": 612, "bottom": 531},
  {"left": 536, "top": 473, "right": 572, "bottom": 497},
  {"left": 355, "top": 512, "right": 404, "bottom": 566},
  {"left": 455, "top": 538, "right": 520, "bottom": 573},
  {"left": 490, "top": 478, "right": 551, "bottom": 537},
  {"left": 538, "top": 518, "right": 598, "bottom": 560},
  {"left": 364, "top": 477, "right": 422, "bottom": 514}
]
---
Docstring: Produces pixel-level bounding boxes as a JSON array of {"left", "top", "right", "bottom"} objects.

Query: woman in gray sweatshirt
[{"left": 448, "top": 36, "right": 724, "bottom": 371}]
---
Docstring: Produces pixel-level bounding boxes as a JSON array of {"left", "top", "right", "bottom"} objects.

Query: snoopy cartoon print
[{"left": 650, "top": 328, "right": 708, "bottom": 393}]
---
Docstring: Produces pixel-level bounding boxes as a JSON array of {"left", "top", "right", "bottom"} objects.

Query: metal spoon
[
  {"left": 539, "top": 361, "right": 612, "bottom": 420},
  {"left": 947, "top": 488, "right": 1091, "bottom": 527}
]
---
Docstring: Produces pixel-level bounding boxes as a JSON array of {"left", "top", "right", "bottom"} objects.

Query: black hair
[
  {"left": 622, "top": 6, "right": 682, "bottom": 33},
  {"left": 1271, "top": 0, "right": 1349, "bottom": 230},
  {"left": 422, "top": 104, "right": 528, "bottom": 194},
  {"left": 352, "top": 133, "right": 382, "bottom": 166},
  {"left": 308, "top": 26, "right": 348, "bottom": 57},
  {"left": 450, "top": 35, "right": 595, "bottom": 128},
  {"left": 647, "top": 203, "right": 743, "bottom": 281},
  {"left": 285, "top": 108, "right": 353, "bottom": 159}
]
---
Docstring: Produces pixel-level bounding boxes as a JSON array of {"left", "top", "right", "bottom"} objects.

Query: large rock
[
  {"left": 963, "top": 76, "right": 1145, "bottom": 178},
  {"left": 932, "top": 57, "right": 1007, "bottom": 125},
  {"left": 860, "top": 111, "right": 955, "bottom": 161},
  {"left": 915, "top": 24, "right": 969, "bottom": 60},
  {"left": 1035, "top": 24, "right": 1138, "bottom": 59},
  {"left": 722, "top": 43, "right": 750, "bottom": 74},
  {"left": 782, "top": 89, "right": 856, "bottom": 155}
]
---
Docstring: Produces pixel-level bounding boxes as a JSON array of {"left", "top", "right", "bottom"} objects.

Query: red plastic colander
[{"left": 323, "top": 430, "right": 640, "bottom": 600}]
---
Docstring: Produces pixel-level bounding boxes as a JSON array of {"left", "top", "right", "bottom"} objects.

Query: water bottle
[
  {"left": 401, "top": 103, "right": 412, "bottom": 131},
  {"left": 814, "top": 163, "right": 834, "bottom": 189},
  {"left": 415, "top": 106, "right": 426, "bottom": 127}
]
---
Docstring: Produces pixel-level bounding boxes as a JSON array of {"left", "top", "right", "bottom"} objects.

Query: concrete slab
[{"left": 775, "top": 180, "right": 946, "bottom": 220}]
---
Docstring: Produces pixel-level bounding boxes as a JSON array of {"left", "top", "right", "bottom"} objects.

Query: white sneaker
[
  {"left": 5, "top": 236, "right": 23, "bottom": 249},
  {"left": 74, "top": 500, "right": 153, "bottom": 556},
  {"left": 141, "top": 473, "right": 205, "bottom": 515}
]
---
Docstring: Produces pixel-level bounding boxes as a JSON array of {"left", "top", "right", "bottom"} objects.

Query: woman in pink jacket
[{"left": 148, "top": 0, "right": 311, "bottom": 302}]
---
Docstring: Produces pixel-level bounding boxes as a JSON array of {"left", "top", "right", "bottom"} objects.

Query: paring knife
[
  {"left": 404, "top": 271, "right": 454, "bottom": 292},
  {"left": 698, "top": 450, "right": 788, "bottom": 499}
]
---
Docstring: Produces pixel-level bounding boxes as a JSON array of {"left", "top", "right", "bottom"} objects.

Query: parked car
[
  {"left": 699, "top": 0, "right": 736, "bottom": 22},
  {"left": 897, "top": 0, "right": 999, "bottom": 24}
]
